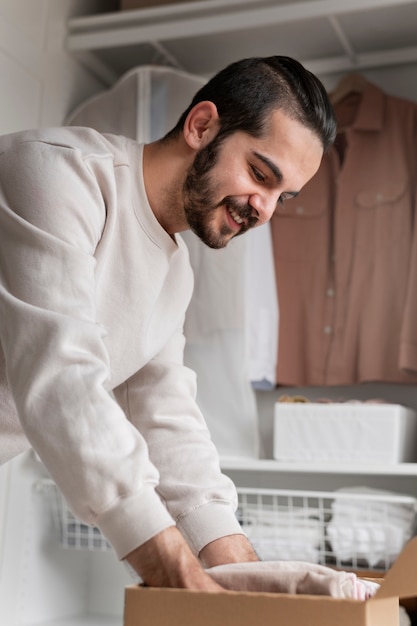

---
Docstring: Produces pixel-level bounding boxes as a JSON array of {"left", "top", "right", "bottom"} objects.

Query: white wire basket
[
  {"left": 37, "top": 479, "right": 111, "bottom": 551},
  {"left": 237, "top": 487, "right": 417, "bottom": 571},
  {"left": 37, "top": 479, "right": 417, "bottom": 570}
]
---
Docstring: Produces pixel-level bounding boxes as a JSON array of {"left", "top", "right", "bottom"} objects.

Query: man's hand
[
  {"left": 124, "top": 526, "right": 223, "bottom": 590},
  {"left": 124, "top": 528, "right": 259, "bottom": 590},
  {"left": 199, "top": 534, "right": 259, "bottom": 568}
]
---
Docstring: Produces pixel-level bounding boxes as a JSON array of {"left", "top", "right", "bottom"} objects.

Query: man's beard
[{"left": 183, "top": 140, "right": 258, "bottom": 249}]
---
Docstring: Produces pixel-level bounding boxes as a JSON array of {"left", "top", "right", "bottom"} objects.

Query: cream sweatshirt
[{"left": 0, "top": 126, "right": 242, "bottom": 559}]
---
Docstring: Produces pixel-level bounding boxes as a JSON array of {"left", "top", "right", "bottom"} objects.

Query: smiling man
[
  {"left": 0, "top": 56, "right": 336, "bottom": 590},
  {"left": 151, "top": 105, "right": 324, "bottom": 251}
]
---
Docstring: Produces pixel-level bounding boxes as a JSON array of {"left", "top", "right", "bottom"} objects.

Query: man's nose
[{"left": 249, "top": 192, "right": 277, "bottom": 223}]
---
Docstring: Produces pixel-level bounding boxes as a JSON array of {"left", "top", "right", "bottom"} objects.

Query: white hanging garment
[
  {"left": 66, "top": 65, "right": 206, "bottom": 142},
  {"left": 66, "top": 65, "right": 259, "bottom": 459},
  {"left": 182, "top": 230, "right": 259, "bottom": 458},
  {"left": 245, "top": 222, "right": 279, "bottom": 389}
]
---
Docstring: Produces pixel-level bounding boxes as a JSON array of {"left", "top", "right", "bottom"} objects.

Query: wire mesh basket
[
  {"left": 37, "top": 479, "right": 111, "bottom": 551},
  {"left": 237, "top": 487, "right": 417, "bottom": 571},
  {"left": 38, "top": 479, "right": 417, "bottom": 569}
]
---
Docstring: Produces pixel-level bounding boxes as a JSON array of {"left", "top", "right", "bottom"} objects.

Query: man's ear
[{"left": 183, "top": 101, "right": 219, "bottom": 150}]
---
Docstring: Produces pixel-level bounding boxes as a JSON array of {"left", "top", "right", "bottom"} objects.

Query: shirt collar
[{"left": 349, "top": 80, "right": 385, "bottom": 132}]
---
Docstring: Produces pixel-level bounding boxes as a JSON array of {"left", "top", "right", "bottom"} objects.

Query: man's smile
[{"left": 227, "top": 205, "right": 245, "bottom": 227}]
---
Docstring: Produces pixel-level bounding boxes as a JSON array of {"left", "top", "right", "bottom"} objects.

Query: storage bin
[{"left": 273, "top": 402, "right": 417, "bottom": 464}]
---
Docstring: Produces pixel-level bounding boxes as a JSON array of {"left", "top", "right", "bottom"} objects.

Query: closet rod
[
  {"left": 306, "top": 44, "right": 417, "bottom": 76},
  {"left": 70, "top": 42, "right": 417, "bottom": 86}
]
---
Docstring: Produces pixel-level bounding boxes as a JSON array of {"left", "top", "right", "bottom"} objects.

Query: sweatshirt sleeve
[
  {"left": 0, "top": 138, "right": 175, "bottom": 559},
  {"left": 113, "top": 327, "right": 245, "bottom": 556}
]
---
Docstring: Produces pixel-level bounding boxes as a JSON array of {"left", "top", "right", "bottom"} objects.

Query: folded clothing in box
[
  {"left": 273, "top": 401, "right": 417, "bottom": 464},
  {"left": 205, "top": 560, "right": 379, "bottom": 599}
]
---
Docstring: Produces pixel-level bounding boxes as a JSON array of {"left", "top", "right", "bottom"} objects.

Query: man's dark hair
[{"left": 164, "top": 56, "right": 336, "bottom": 151}]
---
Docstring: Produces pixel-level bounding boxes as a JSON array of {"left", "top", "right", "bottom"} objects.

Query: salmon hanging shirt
[{"left": 270, "top": 81, "right": 417, "bottom": 387}]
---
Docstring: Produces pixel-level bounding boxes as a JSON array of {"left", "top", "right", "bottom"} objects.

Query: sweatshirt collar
[{"left": 131, "top": 142, "right": 179, "bottom": 255}]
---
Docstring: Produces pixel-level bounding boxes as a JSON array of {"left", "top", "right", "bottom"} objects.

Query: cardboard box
[
  {"left": 273, "top": 402, "right": 417, "bottom": 464},
  {"left": 123, "top": 537, "right": 417, "bottom": 626}
]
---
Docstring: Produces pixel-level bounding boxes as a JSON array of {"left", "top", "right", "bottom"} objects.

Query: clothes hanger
[{"left": 330, "top": 72, "right": 368, "bottom": 106}]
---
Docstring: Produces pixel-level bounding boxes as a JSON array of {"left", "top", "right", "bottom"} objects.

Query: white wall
[{"left": 0, "top": 0, "right": 110, "bottom": 135}]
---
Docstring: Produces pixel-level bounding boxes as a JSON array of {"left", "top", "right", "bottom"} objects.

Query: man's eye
[
  {"left": 251, "top": 166, "right": 265, "bottom": 182},
  {"left": 277, "top": 193, "right": 292, "bottom": 207}
]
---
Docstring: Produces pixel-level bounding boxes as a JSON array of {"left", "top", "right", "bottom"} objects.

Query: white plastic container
[{"left": 273, "top": 403, "right": 417, "bottom": 464}]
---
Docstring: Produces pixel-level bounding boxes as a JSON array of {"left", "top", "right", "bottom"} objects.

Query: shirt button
[
  {"left": 323, "top": 325, "right": 333, "bottom": 335},
  {"left": 326, "top": 288, "right": 335, "bottom": 297},
  {"left": 296, "top": 206, "right": 304, "bottom": 215}
]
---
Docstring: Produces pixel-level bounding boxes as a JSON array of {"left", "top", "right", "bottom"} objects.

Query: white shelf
[
  {"left": 66, "top": 0, "right": 417, "bottom": 83},
  {"left": 220, "top": 456, "right": 417, "bottom": 476}
]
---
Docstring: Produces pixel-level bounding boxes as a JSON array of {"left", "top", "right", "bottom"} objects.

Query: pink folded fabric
[{"left": 206, "top": 561, "right": 380, "bottom": 600}]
